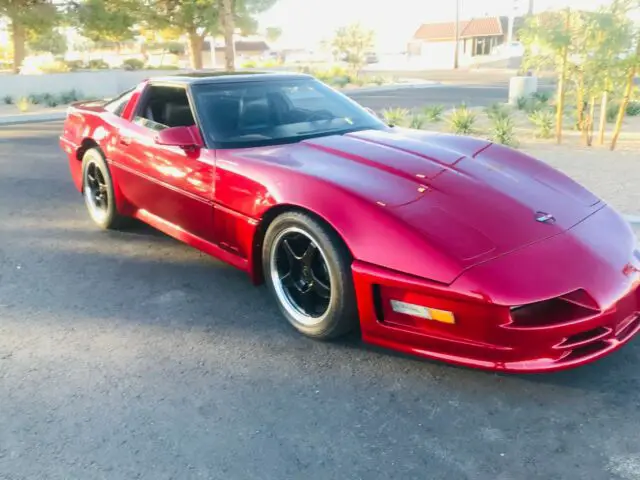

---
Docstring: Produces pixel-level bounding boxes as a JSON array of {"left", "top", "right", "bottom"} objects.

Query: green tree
[
  {"left": 611, "top": 34, "right": 640, "bottom": 150},
  {"left": 265, "top": 26, "right": 281, "bottom": 43},
  {"left": 27, "top": 27, "right": 67, "bottom": 55},
  {"left": 331, "top": 22, "right": 374, "bottom": 76},
  {"left": 141, "top": 0, "right": 276, "bottom": 70},
  {"left": 72, "top": 0, "right": 137, "bottom": 45},
  {"left": 0, "top": 0, "right": 59, "bottom": 73},
  {"left": 520, "top": 9, "right": 572, "bottom": 144}
]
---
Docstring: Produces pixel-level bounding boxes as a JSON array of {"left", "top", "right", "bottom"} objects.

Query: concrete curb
[
  {"left": 0, "top": 110, "right": 67, "bottom": 125},
  {"left": 341, "top": 82, "right": 441, "bottom": 94}
]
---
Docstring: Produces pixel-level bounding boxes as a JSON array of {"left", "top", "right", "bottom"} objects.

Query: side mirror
[{"left": 155, "top": 126, "right": 201, "bottom": 149}]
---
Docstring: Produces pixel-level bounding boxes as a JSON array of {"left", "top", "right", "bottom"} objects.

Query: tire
[
  {"left": 81, "top": 148, "right": 130, "bottom": 230},
  {"left": 262, "top": 211, "right": 358, "bottom": 340}
]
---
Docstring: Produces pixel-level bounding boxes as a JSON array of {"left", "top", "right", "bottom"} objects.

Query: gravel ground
[{"left": 1, "top": 122, "right": 639, "bottom": 480}]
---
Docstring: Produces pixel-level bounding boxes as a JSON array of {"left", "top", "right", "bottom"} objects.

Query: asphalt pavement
[{"left": 1, "top": 122, "right": 639, "bottom": 480}]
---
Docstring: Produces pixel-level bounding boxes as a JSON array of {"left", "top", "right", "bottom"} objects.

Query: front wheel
[{"left": 262, "top": 212, "right": 358, "bottom": 340}]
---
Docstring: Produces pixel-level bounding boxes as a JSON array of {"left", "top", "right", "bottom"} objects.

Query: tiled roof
[{"left": 413, "top": 16, "right": 505, "bottom": 41}]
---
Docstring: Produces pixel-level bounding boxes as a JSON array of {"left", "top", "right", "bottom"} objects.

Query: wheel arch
[
  {"left": 76, "top": 137, "right": 100, "bottom": 162},
  {"left": 250, "top": 203, "right": 354, "bottom": 285}
]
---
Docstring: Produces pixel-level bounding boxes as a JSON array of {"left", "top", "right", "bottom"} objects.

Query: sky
[{"left": 258, "top": 0, "right": 618, "bottom": 50}]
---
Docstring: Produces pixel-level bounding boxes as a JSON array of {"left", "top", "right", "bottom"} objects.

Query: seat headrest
[{"left": 164, "top": 103, "right": 195, "bottom": 127}]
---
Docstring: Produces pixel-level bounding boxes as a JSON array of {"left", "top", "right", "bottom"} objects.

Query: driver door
[{"left": 113, "top": 85, "right": 217, "bottom": 242}]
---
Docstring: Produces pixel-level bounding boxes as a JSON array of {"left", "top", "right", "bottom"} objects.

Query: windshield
[{"left": 191, "top": 78, "right": 386, "bottom": 148}]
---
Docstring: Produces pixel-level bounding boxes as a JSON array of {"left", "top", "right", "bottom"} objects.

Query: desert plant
[
  {"left": 382, "top": 107, "right": 410, "bottom": 126},
  {"left": 122, "top": 58, "right": 145, "bottom": 71},
  {"left": 16, "top": 97, "right": 30, "bottom": 113},
  {"left": 626, "top": 101, "right": 640, "bottom": 116},
  {"left": 485, "top": 102, "right": 510, "bottom": 121},
  {"left": 448, "top": 105, "right": 477, "bottom": 135},
  {"left": 490, "top": 116, "right": 518, "bottom": 146},
  {"left": 516, "top": 96, "right": 529, "bottom": 110},
  {"left": 3, "top": 95, "right": 13, "bottom": 105},
  {"left": 409, "top": 114, "right": 425, "bottom": 129},
  {"left": 529, "top": 109, "right": 555, "bottom": 138},
  {"left": 422, "top": 105, "right": 444, "bottom": 122},
  {"left": 532, "top": 91, "right": 552, "bottom": 103}
]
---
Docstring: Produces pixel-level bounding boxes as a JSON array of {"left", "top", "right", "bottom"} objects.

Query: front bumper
[{"left": 353, "top": 206, "right": 640, "bottom": 373}]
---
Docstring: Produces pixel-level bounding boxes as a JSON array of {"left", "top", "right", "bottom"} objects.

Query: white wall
[{"left": 0, "top": 70, "right": 188, "bottom": 100}]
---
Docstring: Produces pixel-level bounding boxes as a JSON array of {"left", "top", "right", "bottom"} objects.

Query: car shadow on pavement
[{"left": 2, "top": 203, "right": 638, "bottom": 399}]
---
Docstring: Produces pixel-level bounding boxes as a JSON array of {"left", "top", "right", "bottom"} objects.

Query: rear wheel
[
  {"left": 81, "top": 148, "right": 129, "bottom": 230},
  {"left": 262, "top": 212, "right": 358, "bottom": 339}
]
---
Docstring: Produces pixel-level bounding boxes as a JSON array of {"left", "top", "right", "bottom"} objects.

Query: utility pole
[
  {"left": 453, "top": 0, "right": 460, "bottom": 69},
  {"left": 507, "top": 0, "right": 518, "bottom": 44}
]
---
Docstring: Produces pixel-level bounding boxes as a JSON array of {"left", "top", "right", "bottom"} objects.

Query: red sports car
[{"left": 59, "top": 72, "right": 640, "bottom": 373}]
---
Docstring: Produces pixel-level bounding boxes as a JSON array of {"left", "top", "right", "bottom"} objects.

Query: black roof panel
[{"left": 149, "top": 70, "right": 311, "bottom": 86}]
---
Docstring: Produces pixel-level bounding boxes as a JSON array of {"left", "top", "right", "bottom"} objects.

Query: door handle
[{"left": 120, "top": 136, "right": 132, "bottom": 146}]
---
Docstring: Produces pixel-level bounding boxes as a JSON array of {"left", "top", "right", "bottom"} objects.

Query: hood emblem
[{"left": 535, "top": 212, "right": 556, "bottom": 224}]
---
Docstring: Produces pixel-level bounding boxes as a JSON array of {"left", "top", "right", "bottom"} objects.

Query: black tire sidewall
[
  {"left": 81, "top": 148, "right": 119, "bottom": 229},
  {"left": 262, "top": 212, "right": 358, "bottom": 340}
]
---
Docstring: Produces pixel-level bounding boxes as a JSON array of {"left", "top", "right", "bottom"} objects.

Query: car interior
[
  {"left": 133, "top": 83, "right": 372, "bottom": 144},
  {"left": 135, "top": 86, "right": 196, "bottom": 130}
]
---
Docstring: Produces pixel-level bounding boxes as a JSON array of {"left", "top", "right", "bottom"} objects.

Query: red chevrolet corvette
[{"left": 60, "top": 72, "right": 640, "bottom": 372}]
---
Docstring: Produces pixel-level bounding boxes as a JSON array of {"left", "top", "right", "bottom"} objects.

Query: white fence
[{"left": 0, "top": 70, "right": 188, "bottom": 99}]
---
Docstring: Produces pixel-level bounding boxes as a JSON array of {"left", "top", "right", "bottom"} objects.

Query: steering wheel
[{"left": 307, "top": 110, "right": 334, "bottom": 123}]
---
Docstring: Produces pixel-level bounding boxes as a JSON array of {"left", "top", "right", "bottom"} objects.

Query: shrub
[
  {"left": 606, "top": 103, "right": 620, "bottom": 123},
  {"left": 490, "top": 116, "right": 517, "bottom": 146},
  {"left": 529, "top": 109, "right": 554, "bottom": 138},
  {"left": 65, "top": 60, "right": 85, "bottom": 71},
  {"left": 87, "top": 59, "right": 109, "bottom": 70},
  {"left": 409, "top": 114, "right": 425, "bottom": 130},
  {"left": 241, "top": 59, "right": 257, "bottom": 68},
  {"left": 485, "top": 102, "right": 510, "bottom": 121},
  {"left": 372, "top": 75, "right": 386, "bottom": 86},
  {"left": 123, "top": 58, "right": 145, "bottom": 71},
  {"left": 331, "top": 76, "right": 350, "bottom": 88},
  {"left": 448, "top": 105, "right": 477, "bottom": 135},
  {"left": 40, "top": 60, "right": 70, "bottom": 73},
  {"left": 45, "top": 94, "right": 60, "bottom": 107},
  {"left": 382, "top": 107, "right": 410, "bottom": 126},
  {"left": 422, "top": 105, "right": 444, "bottom": 122},
  {"left": 626, "top": 101, "right": 640, "bottom": 117},
  {"left": 16, "top": 97, "right": 30, "bottom": 113},
  {"left": 59, "top": 89, "right": 81, "bottom": 104},
  {"left": 351, "top": 76, "right": 367, "bottom": 87},
  {"left": 3, "top": 95, "right": 12, "bottom": 105},
  {"left": 28, "top": 93, "right": 45, "bottom": 105}
]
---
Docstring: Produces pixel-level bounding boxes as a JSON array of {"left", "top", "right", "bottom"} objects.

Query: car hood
[{"left": 240, "top": 128, "right": 602, "bottom": 278}]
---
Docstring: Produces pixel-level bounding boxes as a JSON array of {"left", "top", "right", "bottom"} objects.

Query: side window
[
  {"left": 104, "top": 89, "right": 134, "bottom": 117},
  {"left": 133, "top": 85, "right": 195, "bottom": 131}
]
